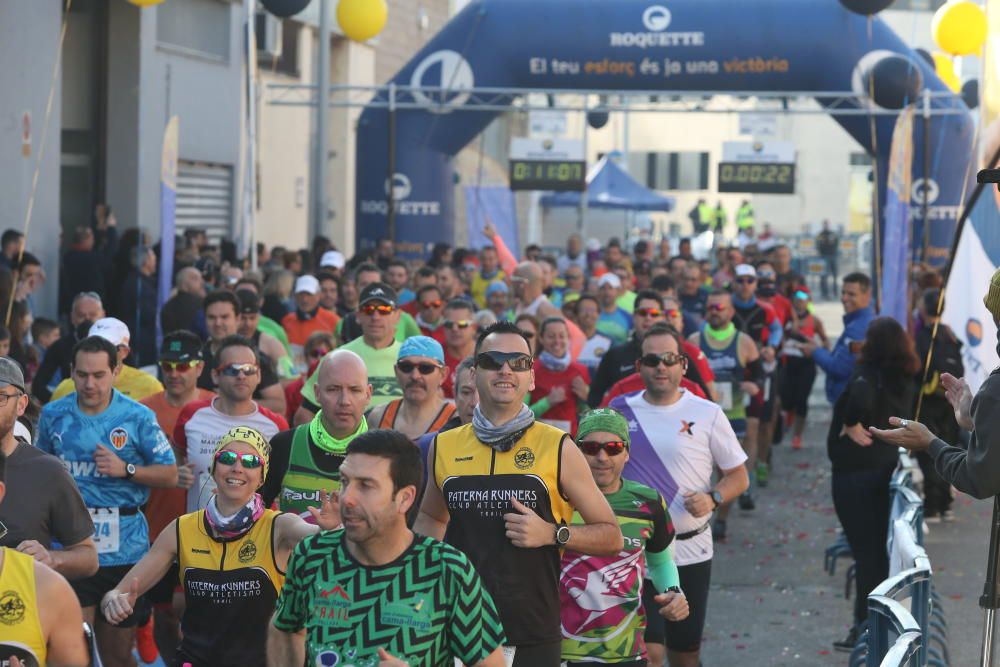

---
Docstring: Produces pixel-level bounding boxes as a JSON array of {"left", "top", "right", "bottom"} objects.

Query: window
[
  {"left": 624, "top": 151, "right": 709, "bottom": 191},
  {"left": 176, "top": 160, "right": 234, "bottom": 243},
  {"left": 157, "top": 0, "right": 231, "bottom": 62}
]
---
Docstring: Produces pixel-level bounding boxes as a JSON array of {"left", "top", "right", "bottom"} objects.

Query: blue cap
[
  {"left": 486, "top": 281, "right": 509, "bottom": 296},
  {"left": 398, "top": 335, "right": 445, "bottom": 364}
]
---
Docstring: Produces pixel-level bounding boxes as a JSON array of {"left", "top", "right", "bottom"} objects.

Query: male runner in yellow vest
[{"left": 416, "top": 321, "right": 622, "bottom": 666}]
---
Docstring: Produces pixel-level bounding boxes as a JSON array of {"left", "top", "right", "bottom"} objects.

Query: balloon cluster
[{"left": 257, "top": 0, "right": 388, "bottom": 42}]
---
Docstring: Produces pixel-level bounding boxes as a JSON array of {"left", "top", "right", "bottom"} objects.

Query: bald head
[
  {"left": 316, "top": 349, "right": 372, "bottom": 436},
  {"left": 176, "top": 267, "right": 205, "bottom": 297},
  {"left": 513, "top": 261, "right": 543, "bottom": 303}
]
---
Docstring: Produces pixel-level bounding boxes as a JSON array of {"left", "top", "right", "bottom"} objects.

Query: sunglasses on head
[
  {"left": 421, "top": 299, "right": 443, "bottom": 309},
  {"left": 639, "top": 352, "right": 686, "bottom": 368},
  {"left": 397, "top": 360, "right": 442, "bottom": 375},
  {"left": 214, "top": 449, "right": 264, "bottom": 469},
  {"left": 475, "top": 350, "right": 534, "bottom": 372},
  {"left": 216, "top": 363, "right": 259, "bottom": 378},
  {"left": 578, "top": 440, "right": 628, "bottom": 456},
  {"left": 445, "top": 319, "right": 473, "bottom": 330},
  {"left": 635, "top": 307, "right": 664, "bottom": 318},
  {"left": 160, "top": 360, "right": 201, "bottom": 373},
  {"left": 360, "top": 303, "right": 394, "bottom": 316}
]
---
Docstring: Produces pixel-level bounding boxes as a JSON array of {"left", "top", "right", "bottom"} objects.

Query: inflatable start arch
[{"left": 356, "top": 0, "right": 974, "bottom": 264}]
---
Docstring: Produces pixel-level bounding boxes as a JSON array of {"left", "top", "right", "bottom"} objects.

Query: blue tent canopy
[{"left": 539, "top": 155, "right": 675, "bottom": 212}]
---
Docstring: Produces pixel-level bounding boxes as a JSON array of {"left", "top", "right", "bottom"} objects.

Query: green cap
[{"left": 577, "top": 408, "right": 630, "bottom": 445}]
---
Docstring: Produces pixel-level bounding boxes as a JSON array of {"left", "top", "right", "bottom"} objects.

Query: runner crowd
[{"left": 0, "top": 214, "right": 961, "bottom": 666}]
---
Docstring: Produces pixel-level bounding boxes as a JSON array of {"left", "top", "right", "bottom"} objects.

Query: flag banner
[
  {"left": 157, "top": 115, "right": 179, "bottom": 344},
  {"left": 881, "top": 106, "right": 914, "bottom": 325},
  {"left": 464, "top": 186, "right": 519, "bottom": 258}
]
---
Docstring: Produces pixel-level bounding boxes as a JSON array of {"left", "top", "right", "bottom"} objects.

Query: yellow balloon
[
  {"left": 932, "top": 52, "right": 962, "bottom": 92},
  {"left": 336, "top": 0, "right": 389, "bottom": 42},
  {"left": 127, "top": 0, "right": 166, "bottom": 6},
  {"left": 932, "top": 0, "right": 988, "bottom": 56}
]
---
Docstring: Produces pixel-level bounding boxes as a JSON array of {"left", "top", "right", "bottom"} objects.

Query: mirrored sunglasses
[{"left": 214, "top": 449, "right": 263, "bottom": 469}]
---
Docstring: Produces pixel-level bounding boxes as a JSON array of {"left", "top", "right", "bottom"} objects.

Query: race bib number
[
  {"left": 503, "top": 646, "right": 516, "bottom": 667},
  {"left": 716, "top": 383, "right": 734, "bottom": 411},
  {"left": 89, "top": 507, "right": 120, "bottom": 554}
]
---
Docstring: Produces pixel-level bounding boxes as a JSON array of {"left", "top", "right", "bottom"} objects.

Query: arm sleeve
[
  {"left": 646, "top": 545, "right": 680, "bottom": 592},
  {"left": 644, "top": 491, "right": 679, "bottom": 591},
  {"left": 260, "top": 430, "right": 293, "bottom": 508},
  {"left": 272, "top": 539, "right": 311, "bottom": 632},
  {"left": 930, "top": 380, "right": 1000, "bottom": 498},
  {"left": 527, "top": 396, "right": 552, "bottom": 418},
  {"left": 488, "top": 231, "right": 518, "bottom": 276}
]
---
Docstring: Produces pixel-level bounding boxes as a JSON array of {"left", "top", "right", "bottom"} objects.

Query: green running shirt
[{"left": 273, "top": 531, "right": 505, "bottom": 667}]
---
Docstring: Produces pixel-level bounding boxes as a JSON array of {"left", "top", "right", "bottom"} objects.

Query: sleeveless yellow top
[
  {"left": 433, "top": 421, "right": 573, "bottom": 645},
  {"left": 0, "top": 547, "right": 46, "bottom": 667}
]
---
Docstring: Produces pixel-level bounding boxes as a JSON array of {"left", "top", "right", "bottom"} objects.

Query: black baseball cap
[
  {"left": 236, "top": 289, "right": 261, "bottom": 314},
  {"left": 359, "top": 282, "right": 398, "bottom": 308},
  {"left": 160, "top": 331, "right": 204, "bottom": 362}
]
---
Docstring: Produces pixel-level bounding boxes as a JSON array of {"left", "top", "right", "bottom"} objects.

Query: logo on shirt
[
  {"left": 314, "top": 583, "right": 352, "bottom": 627},
  {"left": 0, "top": 590, "right": 26, "bottom": 625},
  {"left": 679, "top": 421, "right": 696, "bottom": 436},
  {"left": 238, "top": 541, "right": 257, "bottom": 563},
  {"left": 109, "top": 427, "right": 129, "bottom": 450},
  {"left": 513, "top": 447, "right": 535, "bottom": 470}
]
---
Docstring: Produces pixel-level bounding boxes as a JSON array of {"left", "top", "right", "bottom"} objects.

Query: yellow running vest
[
  {"left": 0, "top": 548, "right": 46, "bottom": 667},
  {"left": 434, "top": 421, "right": 573, "bottom": 646}
]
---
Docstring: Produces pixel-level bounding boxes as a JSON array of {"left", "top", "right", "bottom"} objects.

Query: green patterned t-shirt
[
  {"left": 559, "top": 478, "right": 674, "bottom": 663},
  {"left": 273, "top": 530, "right": 505, "bottom": 667}
]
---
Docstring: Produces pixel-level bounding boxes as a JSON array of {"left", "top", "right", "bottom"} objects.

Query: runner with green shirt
[
  {"left": 261, "top": 349, "right": 371, "bottom": 521},
  {"left": 560, "top": 409, "right": 689, "bottom": 667},
  {"left": 268, "top": 429, "right": 506, "bottom": 667},
  {"left": 295, "top": 282, "right": 403, "bottom": 424}
]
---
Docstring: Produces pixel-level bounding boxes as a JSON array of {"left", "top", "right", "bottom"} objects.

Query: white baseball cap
[
  {"left": 734, "top": 264, "right": 757, "bottom": 278},
  {"left": 598, "top": 273, "right": 622, "bottom": 289},
  {"left": 90, "top": 317, "right": 131, "bottom": 347},
  {"left": 294, "top": 275, "right": 320, "bottom": 295},
  {"left": 319, "top": 250, "right": 345, "bottom": 270}
]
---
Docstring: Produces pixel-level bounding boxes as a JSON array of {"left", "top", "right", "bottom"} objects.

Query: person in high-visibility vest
[
  {"left": 736, "top": 200, "right": 755, "bottom": 230},
  {"left": 693, "top": 199, "right": 714, "bottom": 234},
  {"left": 713, "top": 201, "right": 728, "bottom": 231}
]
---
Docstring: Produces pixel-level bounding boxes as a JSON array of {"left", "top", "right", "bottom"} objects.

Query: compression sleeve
[
  {"left": 646, "top": 544, "right": 681, "bottom": 592},
  {"left": 527, "top": 396, "right": 552, "bottom": 417}
]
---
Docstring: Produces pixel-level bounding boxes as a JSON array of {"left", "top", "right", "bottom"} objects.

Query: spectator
[
  {"left": 14, "top": 251, "right": 44, "bottom": 317},
  {"left": 557, "top": 233, "right": 587, "bottom": 275},
  {"left": 28, "top": 316, "right": 59, "bottom": 380},
  {"left": 32, "top": 291, "right": 105, "bottom": 402},
  {"left": 118, "top": 245, "right": 159, "bottom": 368},
  {"left": 7, "top": 300, "right": 31, "bottom": 371},
  {"left": 826, "top": 317, "right": 918, "bottom": 651},
  {"left": 0, "top": 229, "right": 23, "bottom": 271},
  {"left": 160, "top": 267, "right": 207, "bottom": 339},
  {"left": 802, "top": 273, "right": 876, "bottom": 404},
  {"left": 60, "top": 225, "right": 110, "bottom": 314},
  {"left": 529, "top": 317, "right": 590, "bottom": 436},
  {"left": 816, "top": 220, "right": 840, "bottom": 300}
]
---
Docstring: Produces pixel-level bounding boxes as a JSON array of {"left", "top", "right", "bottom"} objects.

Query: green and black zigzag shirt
[{"left": 273, "top": 530, "right": 505, "bottom": 667}]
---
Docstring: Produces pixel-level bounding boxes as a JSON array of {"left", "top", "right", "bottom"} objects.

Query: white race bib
[
  {"left": 716, "top": 383, "right": 734, "bottom": 411},
  {"left": 89, "top": 507, "right": 120, "bottom": 554},
  {"left": 502, "top": 646, "right": 517, "bottom": 667}
]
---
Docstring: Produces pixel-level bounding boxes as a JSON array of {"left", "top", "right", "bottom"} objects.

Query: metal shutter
[{"left": 176, "top": 160, "right": 233, "bottom": 244}]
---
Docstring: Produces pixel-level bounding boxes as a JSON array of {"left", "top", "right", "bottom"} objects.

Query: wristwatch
[
  {"left": 124, "top": 463, "right": 136, "bottom": 480},
  {"left": 710, "top": 490, "right": 723, "bottom": 510},
  {"left": 555, "top": 525, "right": 571, "bottom": 546}
]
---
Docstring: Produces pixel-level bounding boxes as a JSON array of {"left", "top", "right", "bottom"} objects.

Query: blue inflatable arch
[{"left": 355, "top": 0, "right": 974, "bottom": 263}]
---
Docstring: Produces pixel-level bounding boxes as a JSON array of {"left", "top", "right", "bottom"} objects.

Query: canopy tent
[{"left": 540, "top": 156, "right": 675, "bottom": 211}]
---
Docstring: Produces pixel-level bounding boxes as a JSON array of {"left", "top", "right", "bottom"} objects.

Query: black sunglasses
[
  {"left": 475, "top": 351, "right": 533, "bottom": 372},
  {"left": 397, "top": 360, "right": 442, "bottom": 375},
  {"left": 639, "top": 352, "right": 686, "bottom": 368}
]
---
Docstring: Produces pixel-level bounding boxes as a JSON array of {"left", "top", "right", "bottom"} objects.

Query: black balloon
[
  {"left": 587, "top": 109, "right": 610, "bottom": 129},
  {"left": 962, "top": 79, "right": 980, "bottom": 109},
  {"left": 260, "top": 0, "right": 311, "bottom": 18},
  {"left": 915, "top": 48, "right": 934, "bottom": 67},
  {"left": 840, "top": 0, "right": 894, "bottom": 15},
  {"left": 863, "top": 55, "right": 923, "bottom": 109}
]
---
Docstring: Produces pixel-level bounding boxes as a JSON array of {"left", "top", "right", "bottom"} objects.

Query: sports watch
[
  {"left": 125, "top": 463, "right": 136, "bottom": 480},
  {"left": 555, "top": 525, "right": 571, "bottom": 546},
  {"left": 710, "top": 490, "right": 723, "bottom": 510}
]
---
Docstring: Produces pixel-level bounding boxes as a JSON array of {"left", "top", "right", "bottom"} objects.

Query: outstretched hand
[
  {"left": 869, "top": 417, "right": 936, "bottom": 452},
  {"left": 941, "top": 373, "right": 975, "bottom": 430}
]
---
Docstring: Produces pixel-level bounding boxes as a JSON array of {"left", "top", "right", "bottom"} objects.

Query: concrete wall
[{"left": 0, "top": 0, "right": 62, "bottom": 314}]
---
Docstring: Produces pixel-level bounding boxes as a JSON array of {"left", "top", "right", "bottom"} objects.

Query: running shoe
[
  {"left": 833, "top": 626, "right": 861, "bottom": 652},
  {"left": 738, "top": 492, "right": 756, "bottom": 511},
  {"left": 791, "top": 435, "right": 803, "bottom": 450},
  {"left": 712, "top": 519, "right": 727, "bottom": 542},
  {"left": 136, "top": 614, "right": 159, "bottom": 664},
  {"left": 756, "top": 463, "right": 770, "bottom": 488}
]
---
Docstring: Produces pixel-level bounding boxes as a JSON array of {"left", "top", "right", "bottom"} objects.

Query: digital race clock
[
  {"left": 717, "top": 162, "right": 795, "bottom": 194},
  {"left": 509, "top": 159, "right": 586, "bottom": 192}
]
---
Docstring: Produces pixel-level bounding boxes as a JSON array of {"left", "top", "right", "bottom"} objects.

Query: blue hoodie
[{"left": 813, "top": 305, "right": 875, "bottom": 404}]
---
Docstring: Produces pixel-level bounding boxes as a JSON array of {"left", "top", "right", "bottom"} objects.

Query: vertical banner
[
  {"left": 157, "top": 115, "right": 180, "bottom": 344},
  {"left": 240, "top": 0, "right": 258, "bottom": 265},
  {"left": 880, "top": 106, "right": 914, "bottom": 325},
  {"left": 464, "top": 185, "right": 519, "bottom": 255}
]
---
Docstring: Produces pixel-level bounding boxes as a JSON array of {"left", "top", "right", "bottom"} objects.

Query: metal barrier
[{"left": 830, "top": 452, "right": 950, "bottom": 666}]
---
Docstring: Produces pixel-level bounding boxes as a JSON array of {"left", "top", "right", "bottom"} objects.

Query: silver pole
[
  {"left": 981, "top": 608, "right": 996, "bottom": 667},
  {"left": 578, "top": 98, "right": 589, "bottom": 233},
  {"left": 313, "top": 0, "right": 330, "bottom": 242}
]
